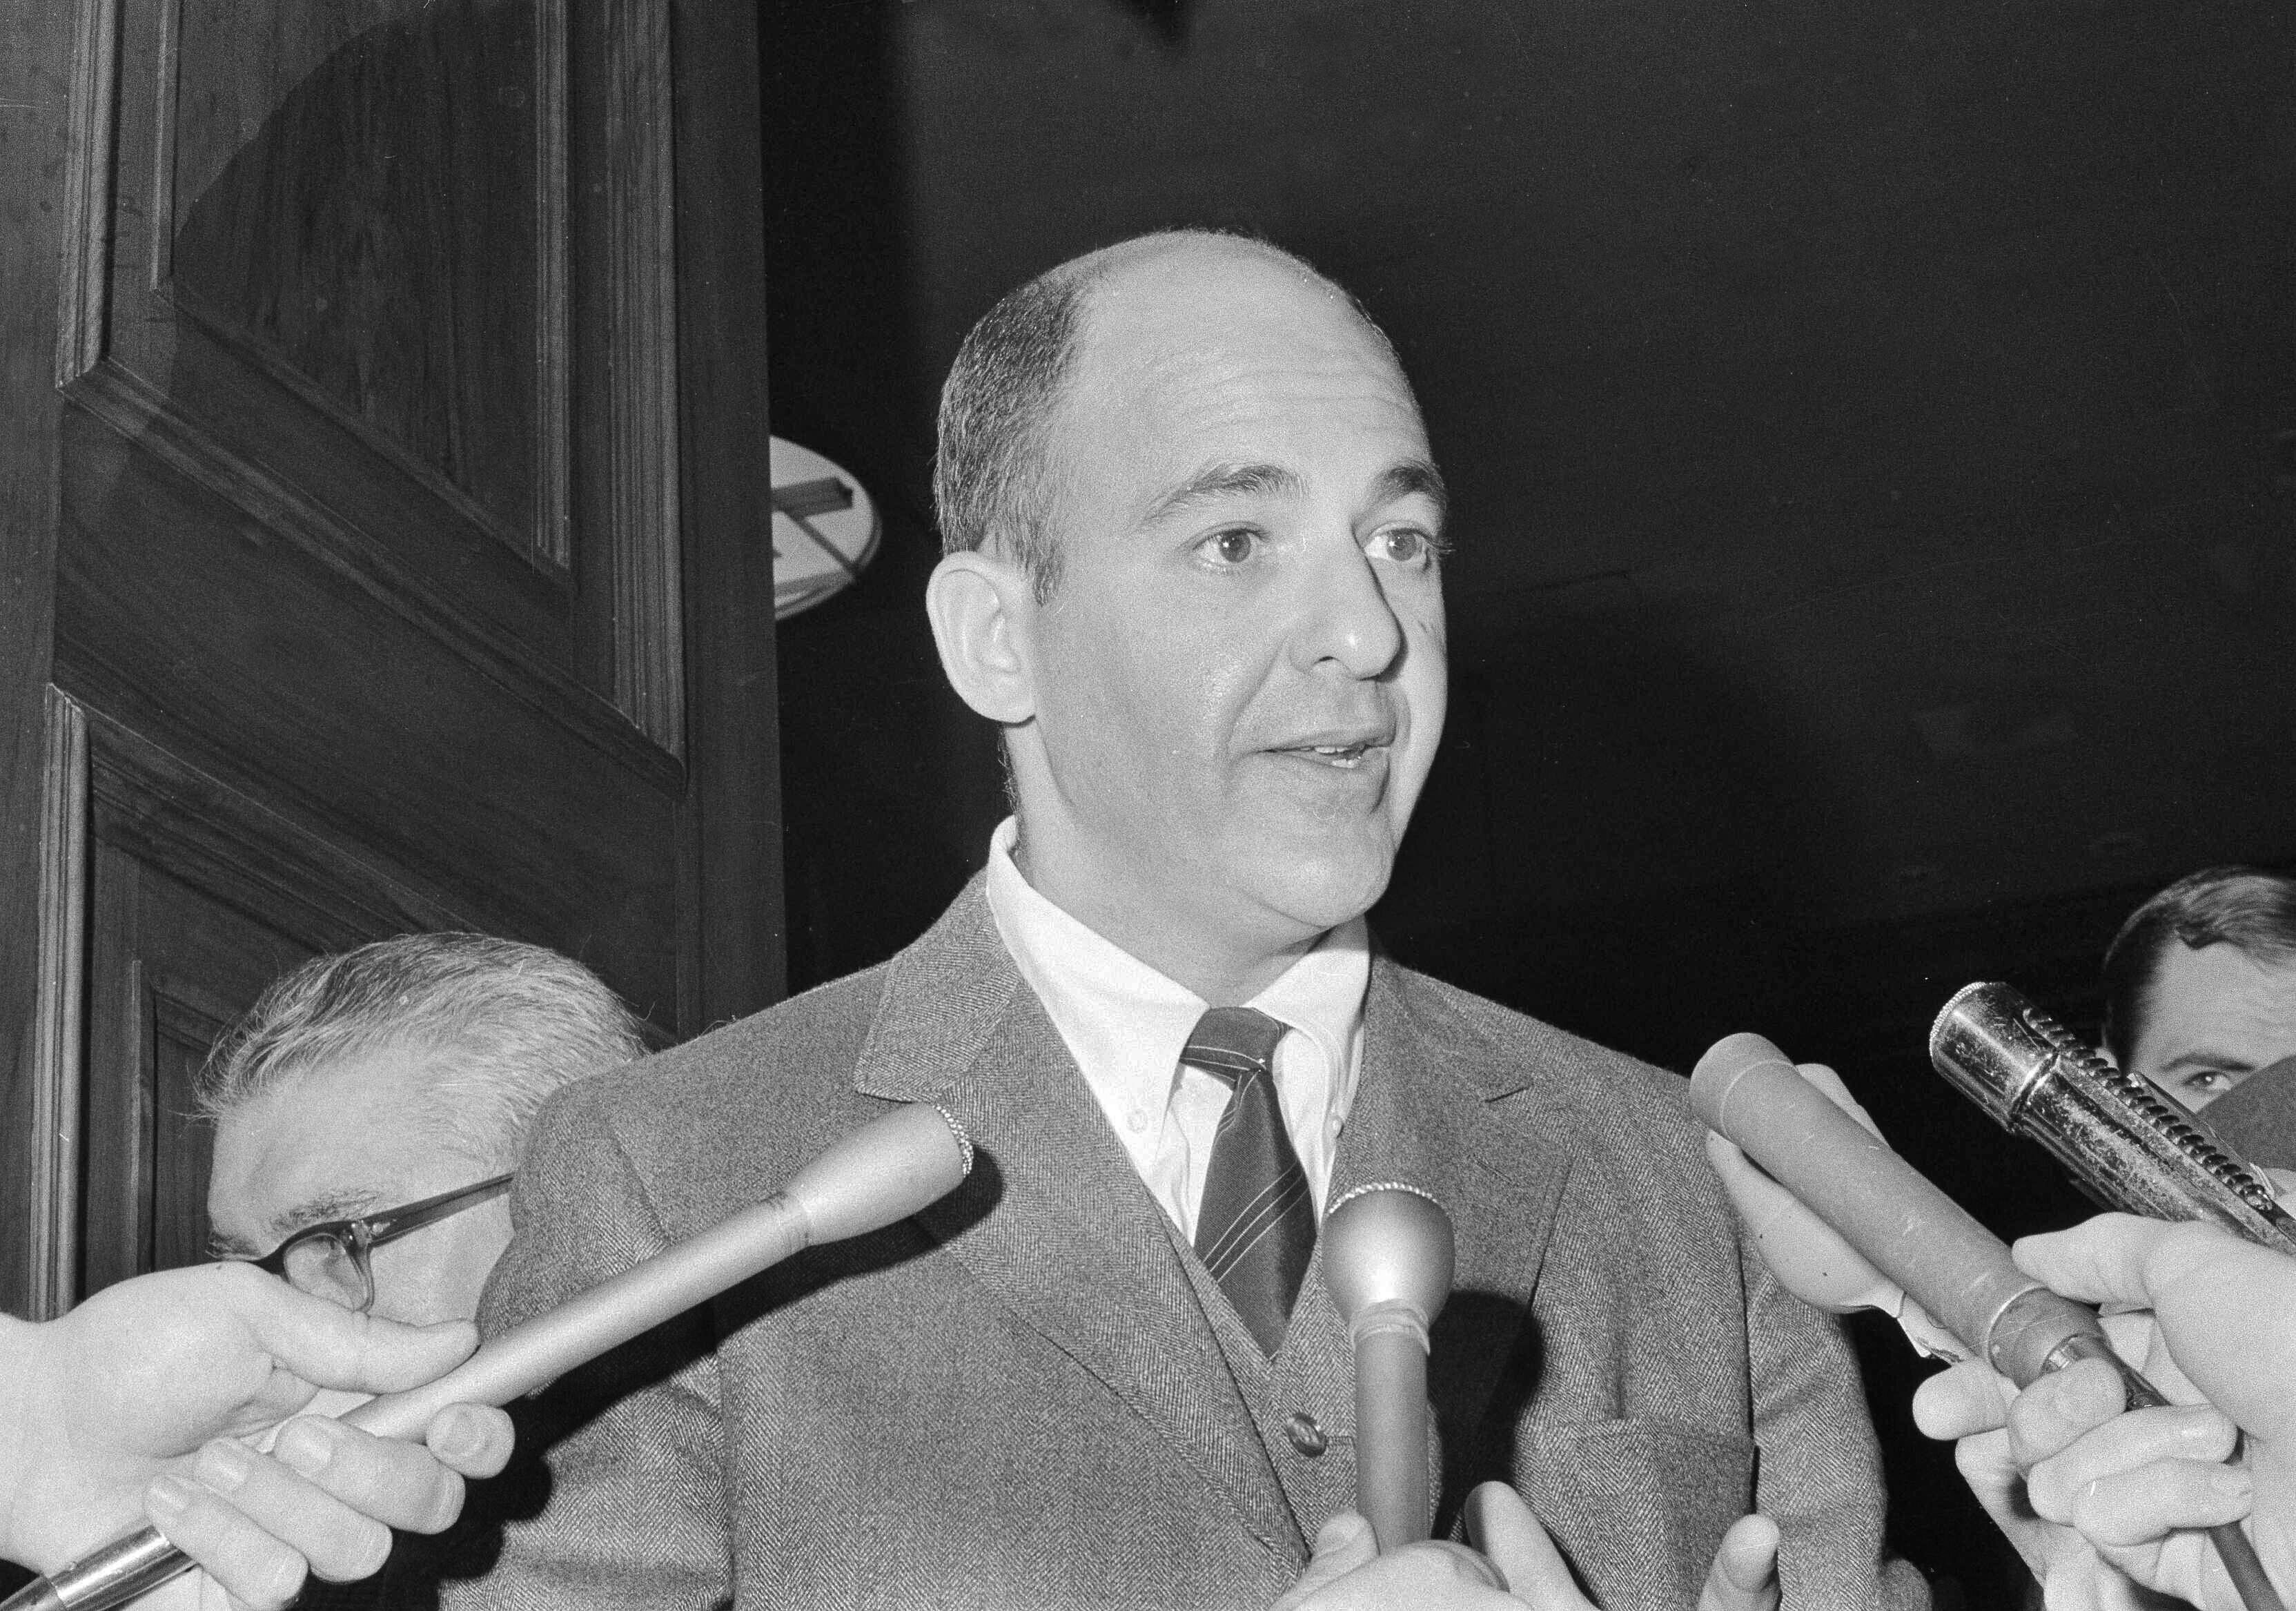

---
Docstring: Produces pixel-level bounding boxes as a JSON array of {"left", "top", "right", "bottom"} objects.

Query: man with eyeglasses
[
  {"left": 201, "top": 933, "right": 648, "bottom": 1328},
  {"left": 186, "top": 932, "right": 648, "bottom": 1608}
]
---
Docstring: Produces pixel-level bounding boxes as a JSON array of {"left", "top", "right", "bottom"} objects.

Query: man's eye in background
[
  {"left": 2183, "top": 1069, "right": 2232, "bottom": 1095},
  {"left": 1371, "top": 527, "right": 1441, "bottom": 565}
]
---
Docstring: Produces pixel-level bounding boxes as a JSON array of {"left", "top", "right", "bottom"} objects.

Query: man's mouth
[{"left": 1274, "top": 741, "right": 1382, "bottom": 770}]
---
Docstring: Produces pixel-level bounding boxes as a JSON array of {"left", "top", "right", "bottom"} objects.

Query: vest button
[{"left": 1284, "top": 1412, "right": 1328, "bottom": 1457}]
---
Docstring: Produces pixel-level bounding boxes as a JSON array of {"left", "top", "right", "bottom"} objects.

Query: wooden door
[{"left": 0, "top": 0, "right": 782, "bottom": 1318}]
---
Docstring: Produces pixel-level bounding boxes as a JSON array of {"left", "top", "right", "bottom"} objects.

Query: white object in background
[{"left": 772, "top": 436, "right": 881, "bottom": 620}]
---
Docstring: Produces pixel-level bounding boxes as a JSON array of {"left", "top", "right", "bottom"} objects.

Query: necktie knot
[{"left": 1181, "top": 1006, "right": 1289, "bottom": 1086}]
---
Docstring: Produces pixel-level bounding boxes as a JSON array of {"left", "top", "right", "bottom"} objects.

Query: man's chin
[{"left": 1242, "top": 841, "right": 1397, "bottom": 937}]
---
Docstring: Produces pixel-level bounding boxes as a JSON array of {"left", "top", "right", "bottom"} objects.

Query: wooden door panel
[
  {"left": 165, "top": 0, "right": 543, "bottom": 554},
  {"left": 83, "top": 841, "right": 315, "bottom": 1296},
  {"left": 56, "top": 404, "right": 684, "bottom": 1019},
  {"left": 3, "top": 0, "right": 777, "bottom": 1320},
  {"left": 64, "top": 0, "right": 683, "bottom": 752}
]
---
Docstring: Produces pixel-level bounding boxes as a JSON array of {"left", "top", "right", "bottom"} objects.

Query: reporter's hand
[
  {"left": 1999, "top": 1215, "right": 2296, "bottom": 1609},
  {"left": 1271, "top": 1507, "right": 1515, "bottom": 1610},
  {"left": 1914, "top": 1353, "right": 2178, "bottom": 1608},
  {"left": 0, "top": 1262, "right": 513, "bottom": 1609},
  {"left": 1274, "top": 1484, "right": 1778, "bottom": 1610}
]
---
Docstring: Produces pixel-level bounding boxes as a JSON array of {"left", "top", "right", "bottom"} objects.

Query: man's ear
[{"left": 925, "top": 549, "right": 1037, "bottom": 724}]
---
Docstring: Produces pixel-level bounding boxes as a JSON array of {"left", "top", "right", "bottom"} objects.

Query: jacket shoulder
[
  {"left": 1384, "top": 964, "right": 1710, "bottom": 1171},
  {"left": 527, "top": 961, "right": 896, "bottom": 1224}
]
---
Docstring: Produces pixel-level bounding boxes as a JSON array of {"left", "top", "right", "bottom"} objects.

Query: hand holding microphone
[
  {"left": 4, "top": 1101, "right": 973, "bottom": 1611},
  {"left": 1695, "top": 1033, "right": 2288, "bottom": 1611},
  {"left": 1311, "top": 1184, "right": 1781, "bottom": 1611}
]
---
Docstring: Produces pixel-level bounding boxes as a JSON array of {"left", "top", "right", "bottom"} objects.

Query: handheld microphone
[
  {"left": 6, "top": 1101, "right": 974, "bottom": 1611},
  {"left": 1323, "top": 1183, "right": 1453, "bottom": 1554},
  {"left": 1694, "top": 1033, "right": 2286, "bottom": 1611},
  {"left": 1930, "top": 982, "right": 2296, "bottom": 1256}
]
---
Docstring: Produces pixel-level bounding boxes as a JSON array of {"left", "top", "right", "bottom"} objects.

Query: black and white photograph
[{"left": 3, "top": 1, "right": 2295, "bottom": 1606}]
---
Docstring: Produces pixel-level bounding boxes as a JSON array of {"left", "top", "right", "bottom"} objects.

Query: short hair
[
  {"left": 197, "top": 933, "right": 649, "bottom": 1169},
  {"left": 2101, "top": 866, "right": 2296, "bottom": 1066},
  {"left": 932, "top": 256, "right": 1104, "bottom": 604},
  {"left": 932, "top": 229, "right": 1402, "bottom": 604}
]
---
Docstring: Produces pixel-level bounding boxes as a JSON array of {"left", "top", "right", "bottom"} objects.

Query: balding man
[{"left": 460, "top": 233, "right": 1921, "bottom": 1609}]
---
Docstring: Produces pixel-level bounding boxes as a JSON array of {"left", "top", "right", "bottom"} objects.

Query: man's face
[
  {"left": 206, "top": 1043, "right": 511, "bottom": 1325},
  {"left": 2128, "top": 941, "right": 2296, "bottom": 1111},
  {"left": 1008, "top": 245, "right": 1448, "bottom": 980}
]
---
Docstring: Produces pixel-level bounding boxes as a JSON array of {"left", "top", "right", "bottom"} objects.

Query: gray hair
[
  {"left": 932, "top": 229, "right": 1400, "bottom": 604},
  {"left": 197, "top": 933, "right": 649, "bottom": 1169}
]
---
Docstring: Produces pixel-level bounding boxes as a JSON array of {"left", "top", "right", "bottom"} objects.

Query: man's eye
[
  {"left": 2184, "top": 1070, "right": 2231, "bottom": 1093},
  {"left": 1199, "top": 528, "right": 1259, "bottom": 565},
  {"left": 1368, "top": 527, "right": 1441, "bottom": 567}
]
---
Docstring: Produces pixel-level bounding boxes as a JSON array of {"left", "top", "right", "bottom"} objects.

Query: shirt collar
[{"left": 981, "top": 817, "right": 1369, "bottom": 1077}]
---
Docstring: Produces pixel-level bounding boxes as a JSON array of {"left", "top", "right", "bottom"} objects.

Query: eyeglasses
[{"left": 247, "top": 1175, "right": 514, "bottom": 1313}]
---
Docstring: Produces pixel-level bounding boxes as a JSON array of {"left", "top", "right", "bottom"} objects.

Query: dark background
[{"left": 761, "top": 1, "right": 2296, "bottom": 1601}]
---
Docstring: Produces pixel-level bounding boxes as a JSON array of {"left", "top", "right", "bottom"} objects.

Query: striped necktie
[{"left": 1185, "top": 1006, "right": 1315, "bottom": 1355}]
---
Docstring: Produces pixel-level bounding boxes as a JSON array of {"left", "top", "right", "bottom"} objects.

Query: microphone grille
[
  {"left": 932, "top": 1104, "right": 976, "bottom": 1177},
  {"left": 1326, "top": 1180, "right": 1443, "bottom": 1217}
]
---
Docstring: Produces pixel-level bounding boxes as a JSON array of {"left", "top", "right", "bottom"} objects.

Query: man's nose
[{"left": 1288, "top": 540, "right": 1406, "bottom": 679}]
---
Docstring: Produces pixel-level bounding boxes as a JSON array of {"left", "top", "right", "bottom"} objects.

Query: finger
[
  {"left": 273, "top": 1417, "right": 468, "bottom": 1534},
  {"left": 183, "top": 1438, "right": 393, "bottom": 1585},
  {"left": 1270, "top": 1510, "right": 1377, "bottom": 1610},
  {"left": 1700, "top": 1514, "right": 1780, "bottom": 1611},
  {"left": 2066, "top": 1459, "right": 2254, "bottom": 1547},
  {"left": 231, "top": 1271, "right": 478, "bottom": 1396},
  {"left": 1704, "top": 1133, "right": 1789, "bottom": 1218},
  {"left": 1912, "top": 1360, "right": 2017, "bottom": 1441},
  {"left": 1466, "top": 1481, "right": 1582, "bottom": 1602},
  {"left": 2025, "top": 1404, "right": 2239, "bottom": 1521},
  {"left": 424, "top": 1403, "right": 515, "bottom": 1480},
  {"left": 2013, "top": 1217, "right": 2230, "bottom": 1309},
  {"left": 1949, "top": 1428, "right": 2029, "bottom": 1516},
  {"left": 1406, "top": 1541, "right": 1510, "bottom": 1592},
  {"left": 2008, "top": 1358, "right": 2128, "bottom": 1471},
  {"left": 144, "top": 1474, "right": 308, "bottom": 1611}
]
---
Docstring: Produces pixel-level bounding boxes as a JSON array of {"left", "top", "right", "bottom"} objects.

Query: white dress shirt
[{"left": 983, "top": 817, "right": 1367, "bottom": 1240}]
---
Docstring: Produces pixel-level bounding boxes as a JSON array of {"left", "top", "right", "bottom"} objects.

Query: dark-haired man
[
  {"left": 462, "top": 233, "right": 1921, "bottom": 1609},
  {"left": 2101, "top": 866, "right": 2296, "bottom": 1114}
]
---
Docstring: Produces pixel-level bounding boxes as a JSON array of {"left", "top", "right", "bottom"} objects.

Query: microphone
[
  {"left": 1694, "top": 1033, "right": 2287, "bottom": 1611},
  {"left": 1323, "top": 1183, "right": 1453, "bottom": 1554},
  {"left": 6, "top": 1101, "right": 974, "bottom": 1611}
]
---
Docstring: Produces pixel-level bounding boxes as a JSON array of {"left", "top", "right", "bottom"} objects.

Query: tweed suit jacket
[{"left": 455, "top": 881, "right": 1927, "bottom": 1611}]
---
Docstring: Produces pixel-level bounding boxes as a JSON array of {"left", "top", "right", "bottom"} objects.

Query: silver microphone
[{"left": 1323, "top": 1183, "right": 1453, "bottom": 1554}]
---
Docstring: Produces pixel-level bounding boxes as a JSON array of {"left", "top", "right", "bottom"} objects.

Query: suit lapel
[
  {"left": 1335, "top": 960, "right": 1576, "bottom": 1516},
  {"left": 853, "top": 879, "right": 1300, "bottom": 1559}
]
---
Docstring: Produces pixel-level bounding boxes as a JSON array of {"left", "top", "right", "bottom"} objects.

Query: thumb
[
  {"left": 1699, "top": 1514, "right": 1780, "bottom": 1611},
  {"left": 1270, "top": 1512, "right": 1377, "bottom": 1610},
  {"left": 244, "top": 1279, "right": 478, "bottom": 1397}
]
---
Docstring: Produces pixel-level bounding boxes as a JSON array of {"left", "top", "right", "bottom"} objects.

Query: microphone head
[
  {"left": 1323, "top": 1183, "right": 1455, "bottom": 1326},
  {"left": 1690, "top": 1031, "right": 1796, "bottom": 1145},
  {"left": 784, "top": 1102, "right": 974, "bottom": 1246}
]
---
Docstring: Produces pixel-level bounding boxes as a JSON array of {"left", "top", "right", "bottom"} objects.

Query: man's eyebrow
[
  {"left": 262, "top": 1189, "right": 384, "bottom": 1244},
  {"left": 2155, "top": 1051, "right": 2261, "bottom": 1075},
  {"left": 1375, "top": 459, "right": 1449, "bottom": 523},
  {"left": 1141, "top": 462, "right": 1302, "bottom": 526}
]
